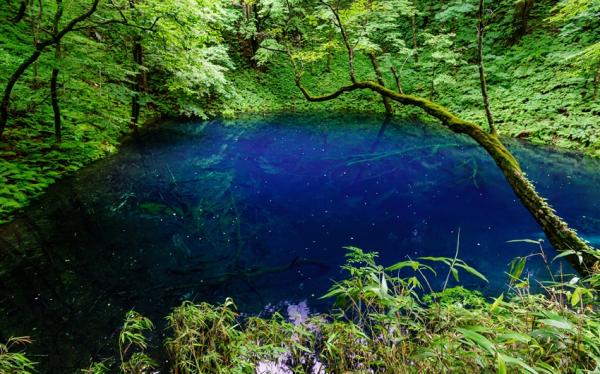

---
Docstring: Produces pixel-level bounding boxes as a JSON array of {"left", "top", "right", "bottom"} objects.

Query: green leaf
[
  {"left": 456, "top": 263, "right": 488, "bottom": 282},
  {"left": 386, "top": 260, "right": 420, "bottom": 272},
  {"left": 451, "top": 267, "right": 459, "bottom": 282},
  {"left": 456, "top": 327, "right": 495, "bottom": 355},
  {"left": 501, "top": 354, "right": 539, "bottom": 374},
  {"left": 570, "top": 286, "right": 592, "bottom": 306},
  {"left": 539, "top": 317, "right": 575, "bottom": 331},
  {"left": 497, "top": 353, "right": 507, "bottom": 374},
  {"left": 508, "top": 257, "right": 527, "bottom": 280},
  {"left": 497, "top": 332, "right": 532, "bottom": 344},
  {"left": 552, "top": 250, "right": 577, "bottom": 262},
  {"left": 490, "top": 293, "right": 504, "bottom": 311}
]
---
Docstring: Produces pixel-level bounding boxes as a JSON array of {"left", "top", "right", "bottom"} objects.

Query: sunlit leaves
[{"left": 0, "top": 337, "right": 36, "bottom": 374}]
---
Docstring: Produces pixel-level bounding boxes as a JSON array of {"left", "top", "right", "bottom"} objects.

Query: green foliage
[
  {"left": 118, "top": 310, "right": 156, "bottom": 373},
  {"left": 0, "top": 0, "right": 238, "bottom": 223},
  {"left": 80, "top": 248, "right": 600, "bottom": 373},
  {"left": 2, "top": 0, "right": 600, "bottom": 225},
  {"left": 164, "top": 299, "right": 245, "bottom": 373},
  {"left": 240, "top": 0, "right": 600, "bottom": 156},
  {"left": 0, "top": 337, "right": 36, "bottom": 374},
  {"left": 2, "top": 0, "right": 600, "bottom": 371}
]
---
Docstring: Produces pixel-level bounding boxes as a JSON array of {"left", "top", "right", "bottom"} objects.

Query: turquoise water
[{"left": 1, "top": 113, "right": 599, "bottom": 370}]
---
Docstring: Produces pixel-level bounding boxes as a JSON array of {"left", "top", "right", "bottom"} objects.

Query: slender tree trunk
[
  {"left": 30, "top": 0, "right": 43, "bottom": 85},
  {"left": 0, "top": 0, "right": 100, "bottom": 139},
  {"left": 51, "top": 0, "right": 63, "bottom": 143},
  {"left": 411, "top": 14, "right": 419, "bottom": 63},
  {"left": 51, "top": 62, "right": 61, "bottom": 142},
  {"left": 326, "top": 52, "right": 333, "bottom": 72},
  {"left": 130, "top": 40, "right": 143, "bottom": 130},
  {"left": 0, "top": 48, "right": 43, "bottom": 138},
  {"left": 593, "top": 60, "right": 599, "bottom": 101},
  {"left": 478, "top": 0, "right": 497, "bottom": 135},
  {"left": 430, "top": 66, "right": 436, "bottom": 99},
  {"left": 12, "top": 0, "right": 27, "bottom": 23},
  {"left": 325, "top": 31, "right": 335, "bottom": 73},
  {"left": 410, "top": 0, "right": 419, "bottom": 63},
  {"left": 244, "top": 2, "right": 257, "bottom": 63},
  {"left": 390, "top": 66, "right": 403, "bottom": 94},
  {"left": 368, "top": 52, "right": 393, "bottom": 115},
  {"left": 513, "top": 0, "right": 534, "bottom": 43}
]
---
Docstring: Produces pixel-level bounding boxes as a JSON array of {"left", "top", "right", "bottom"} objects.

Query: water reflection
[{"left": 1, "top": 112, "right": 599, "bottom": 371}]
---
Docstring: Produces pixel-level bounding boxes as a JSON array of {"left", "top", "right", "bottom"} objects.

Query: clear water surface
[{"left": 1, "top": 113, "right": 599, "bottom": 371}]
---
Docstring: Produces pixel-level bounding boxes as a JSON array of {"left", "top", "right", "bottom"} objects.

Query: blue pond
[{"left": 1, "top": 112, "right": 599, "bottom": 370}]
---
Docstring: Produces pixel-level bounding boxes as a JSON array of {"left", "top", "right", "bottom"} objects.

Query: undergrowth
[{"left": 2, "top": 241, "right": 594, "bottom": 373}]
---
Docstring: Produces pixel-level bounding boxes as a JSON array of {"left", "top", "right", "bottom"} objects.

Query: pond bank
[{"left": 1, "top": 108, "right": 598, "bottom": 226}]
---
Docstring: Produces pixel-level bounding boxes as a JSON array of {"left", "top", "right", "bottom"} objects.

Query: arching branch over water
[
  {"left": 267, "top": 0, "right": 600, "bottom": 278},
  {"left": 293, "top": 72, "right": 599, "bottom": 277}
]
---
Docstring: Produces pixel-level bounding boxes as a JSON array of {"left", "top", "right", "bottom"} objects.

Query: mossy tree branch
[{"left": 293, "top": 72, "right": 599, "bottom": 277}]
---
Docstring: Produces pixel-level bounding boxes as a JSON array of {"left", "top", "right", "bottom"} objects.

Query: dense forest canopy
[
  {"left": 1, "top": 0, "right": 598, "bottom": 137},
  {"left": 1, "top": 0, "right": 600, "bottom": 372}
]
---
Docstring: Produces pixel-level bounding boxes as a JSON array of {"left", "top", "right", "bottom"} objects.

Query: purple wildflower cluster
[{"left": 255, "top": 300, "right": 326, "bottom": 374}]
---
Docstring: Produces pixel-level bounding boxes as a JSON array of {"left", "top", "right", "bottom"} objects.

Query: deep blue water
[{"left": 1, "top": 113, "right": 599, "bottom": 370}]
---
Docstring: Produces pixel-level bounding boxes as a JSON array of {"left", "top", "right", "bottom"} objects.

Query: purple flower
[
  {"left": 256, "top": 351, "right": 293, "bottom": 374},
  {"left": 311, "top": 360, "right": 326, "bottom": 374},
  {"left": 255, "top": 360, "right": 293, "bottom": 374},
  {"left": 287, "top": 300, "right": 310, "bottom": 326}
]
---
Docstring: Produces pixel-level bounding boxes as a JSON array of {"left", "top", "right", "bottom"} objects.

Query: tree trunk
[
  {"left": 411, "top": 13, "right": 419, "bottom": 63},
  {"left": 513, "top": 0, "right": 534, "bottom": 43},
  {"left": 130, "top": 40, "right": 143, "bottom": 130},
  {"left": 30, "top": 0, "right": 43, "bottom": 86},
  {"left": 294, "top": 77, "right": 600, "bottom": 277},
  {"left": 0, "top": 47, "right": 44, "bottom": 138},
  {"left": 51, "top": 0, "right": 63, "bottom": 143},
  {"left": 478, "top": 0, "right": 497, "bottom": 135},
  {"left": 430, "top": 66, "right": 436, "bottom": 99},
  {"left": 51, "top": 64, "right": 61, "bottom": 142},
  {"left": 368, "top": 53, "right": 393, "bottom": 115},
  {"left": 12, "top": 0, "right": 27, "bottom": 23},
  {"left": 390, "top": 66, "right": 403, "bottom": 94},
  {"left": 593, "top": 60, "right": 599, "bottom": 101}
]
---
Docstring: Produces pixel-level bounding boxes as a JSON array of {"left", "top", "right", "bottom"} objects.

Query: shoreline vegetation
[
  {"left": 3, "top": 247, "right": 600, "bottom": 373},
  {"left": 1, "top": 0, "right": 599, "bottom": 371}
]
